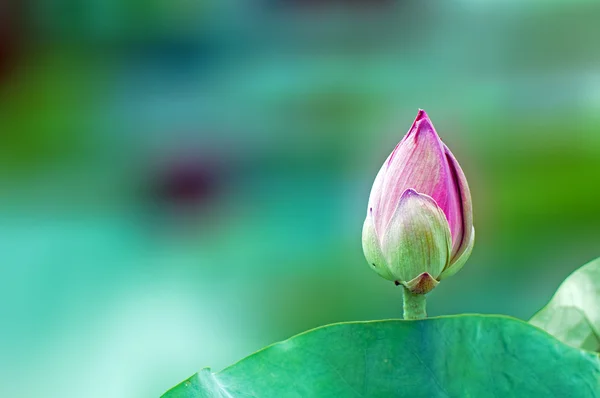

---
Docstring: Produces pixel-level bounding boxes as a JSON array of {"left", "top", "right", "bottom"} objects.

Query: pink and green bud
[{"left": 362, "top": 109, "right": 474, "bottom": 294}]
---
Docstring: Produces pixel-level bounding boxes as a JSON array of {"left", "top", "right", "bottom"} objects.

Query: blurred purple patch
[
  {"left": 152, "top": 152, "right": 223, "bottom": 211},
  {"left": 0, "top": 1, "right": 24, "bottom": 82}
]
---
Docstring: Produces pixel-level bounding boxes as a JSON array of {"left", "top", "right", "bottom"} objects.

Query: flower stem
[{"left": 402, "top": 287, "right": 427, "bottom": 320}]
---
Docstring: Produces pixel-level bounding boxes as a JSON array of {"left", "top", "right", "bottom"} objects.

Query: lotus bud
[{"left": 362, "top": 110, "right": 474, "bottom": 300}]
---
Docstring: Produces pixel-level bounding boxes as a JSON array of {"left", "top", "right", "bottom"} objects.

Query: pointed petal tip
[
  {"left": 411, "top": 110, "right": 443, "bottom": 144},
  {"left": 399, "top": 188, "right": 440, "bottom": 208},
  {"left": 406, "top": 109, "right": 429, "bottom": 137},
  {"left": 400, "top": 188, "right": 419, "bottom": 200}
]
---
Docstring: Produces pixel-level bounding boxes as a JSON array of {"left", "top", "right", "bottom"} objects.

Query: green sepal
[{"left": 380, "top": 189, "right": 452, "bottom": 284}]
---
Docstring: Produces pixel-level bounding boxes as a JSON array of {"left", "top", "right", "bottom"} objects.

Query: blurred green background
[{"left": 1, "top": 0, "right": 600, "bottom": 396}]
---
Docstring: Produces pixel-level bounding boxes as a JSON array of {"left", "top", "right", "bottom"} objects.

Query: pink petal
[
  {"left": 443, "top": 143, "right": 474, "bottom": 262},
  {"left": 368, "top": 110, "right": 463, "bottom": 252}
]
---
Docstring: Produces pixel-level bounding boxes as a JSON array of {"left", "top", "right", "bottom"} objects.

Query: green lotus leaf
[
  {"left": 163, "top": 315, "right": 600, "bottom": 397},
  {"left": 530, "top": 257, "right": 600, "bottom": 352}
]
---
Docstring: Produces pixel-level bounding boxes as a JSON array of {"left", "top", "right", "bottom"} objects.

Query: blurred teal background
[{"left": 1, "top": 0, "right": 600, "bottom": 396}]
